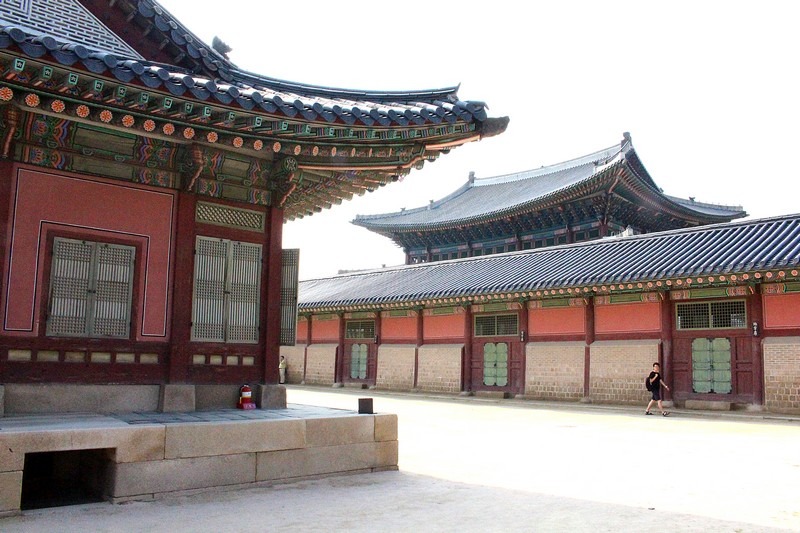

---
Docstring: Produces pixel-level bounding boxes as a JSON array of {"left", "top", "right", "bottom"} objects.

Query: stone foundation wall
[
  {"left": 0, "top": 412, "right": 398, "bottom": 514},
  {"left": 416, "top": 344, "right": 463, "bottom": 393},
  {"left": 763, "top": 336, "right": 800, "bottom": 414},
  {"left": 280, "top": 344, "right": 307, "bottom": 384},
  {"left": 525, "top": 342, "right": 585, "bottom": 400},
  {"left": 304, "top": 344, "right": 337, "bottom": 385},
  {"left": 589, "top": 340, "right": 660, "bottom": 404},
  {"left": 376, "top": 344, "right": 416, "bottom": 391}
]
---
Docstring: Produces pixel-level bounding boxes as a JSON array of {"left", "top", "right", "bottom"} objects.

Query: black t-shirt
[{"left": 649, "top": 371, "right": 661, "bottom": 389}]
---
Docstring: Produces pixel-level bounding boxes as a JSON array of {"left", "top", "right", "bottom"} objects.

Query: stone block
[
  {"left": 159, "top": 384, "right": 196, "bottom": 413},
  {"left": 305, "top": 415, "right": 374, "bottom": 447},
  {"left": 375, "top": 440, "right": 399, "bottom": 468},
  {"left": 256, "top": 384, "right": 286, "bottom": 409},
  {"left": 164, "top": 419, "right": 305, "bottom": 459},
  {"left": 685, "top": 399, "right": 731, "bottom": 411},
  {"left": 256, "top": 441, "right": 396, "bottom": 482},
  {"left": 374, "top": 413, "right": 398, "bottom": 442},
  {"left": 3, "top": 384, "right": 160, "bottom": 414},
  {"left": 195, "top": 385, "right": 240, "bottom": 411},
  {"left": 111, "top": 453, "right": 256, "bottom": 498},
  {"left": 0, "top": 425, "right": 166, "bottom": 471},
  {"left": 113, "top": 427, "right": 166, "bottom": 463},
  {"left": 0, "top": 471, "right": 22, "bottom": 514}
]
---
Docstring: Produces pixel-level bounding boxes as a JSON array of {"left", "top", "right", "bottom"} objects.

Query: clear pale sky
[{"left": 158, "top": 0, "right": 799, "bottom": 281}]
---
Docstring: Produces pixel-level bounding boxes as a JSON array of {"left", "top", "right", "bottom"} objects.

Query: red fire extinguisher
[{"left": 238, "top": 384, "right": 256, "bottom": 410}]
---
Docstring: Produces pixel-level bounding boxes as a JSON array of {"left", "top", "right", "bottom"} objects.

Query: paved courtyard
[{"left": 2, "top": 387, "right": 799, "bottom": 532}]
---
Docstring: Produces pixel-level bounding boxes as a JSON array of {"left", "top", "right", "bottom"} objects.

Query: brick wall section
[
  {"left": 590, "top": 340, "right": 660, "bottom": 404},
  {"left": 304, "top": 344, "right": 337, "bottom": 385},
  {"left": 280, "top": 345, "right": 306, "bottom": 384},
  {"left": 416, "top": 344, "right": 463, "bottom": 393},
  {"left": 525, "top": 342, "right": 585, "bottom": 400},
  {"left": 376, "top": 344, "right": 416, "bottom": 391},
  {"left": 763, "top": 337, "right": 800, "bottom": 414}
]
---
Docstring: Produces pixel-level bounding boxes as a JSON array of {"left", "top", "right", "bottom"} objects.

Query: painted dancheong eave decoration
[
  {"left": 0, "top": 0, "right": 508, "bottom": 221},
  {"left": 353, "top": 133, "right": 745, "bottom": 260},
  {"left": 299, "top": 214, "right": 800, "bottom": 313}
]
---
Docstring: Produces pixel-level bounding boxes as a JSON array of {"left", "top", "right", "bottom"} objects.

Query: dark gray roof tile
[{"left": 299, "top": 214, "right": 800, "bottom": 310}]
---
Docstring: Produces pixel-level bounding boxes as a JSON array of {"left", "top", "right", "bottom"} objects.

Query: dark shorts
[{"left": 651, "top": 389, "right": 661, "bottom": 401}]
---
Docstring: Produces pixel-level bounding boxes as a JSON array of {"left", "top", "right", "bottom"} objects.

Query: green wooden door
[
  {"left": 692, "top": 338, "right": 731, "bottom": 393},
  {"left": 350, "top": 343, "right": 368, "bottom": 379},
  {"left": 483, "top": 342, "right": 508, "bottom": 387}
]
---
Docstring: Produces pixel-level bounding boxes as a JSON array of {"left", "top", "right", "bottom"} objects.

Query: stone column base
[
  {"left": 256, "top": 384, "right": 286, "bottom": 409},
  {"left": 159, "top": 384, "right": 196, "bottom": 412}
]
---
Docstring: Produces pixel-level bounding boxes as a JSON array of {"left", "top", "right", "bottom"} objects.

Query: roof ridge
[
  {"left": 665, "top": 194, "right": 745, "bottom": 213},
  {"left": 473, "top": 142, "right": 624, "bottom": 187}
]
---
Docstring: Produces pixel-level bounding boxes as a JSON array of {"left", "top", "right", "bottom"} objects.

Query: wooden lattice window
[
  {"left": 475, "top": 314, "right": 518, "bottom": 337},
  {"left": 676, "top": 301, "right": 747, "bottom": 330},
  {"left": 280, "top": 249, "right": 299, "bottom": 346},
  {"left": 191, "top": 237, "right": 261, "bottom": 343},
  {"left": 46, "top": 237, "right": 135, "bottom": 338},
  {"left": 345, "top": 320, "right": 375, "bottom": 340}
]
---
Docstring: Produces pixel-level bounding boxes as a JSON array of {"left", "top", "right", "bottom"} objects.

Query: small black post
[{"left": 358, "top": 397, "right": 374, "bottom": 414}]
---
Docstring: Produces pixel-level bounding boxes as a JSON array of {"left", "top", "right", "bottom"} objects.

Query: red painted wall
[
  {"left": 595, "top": 302, "right": 661, "bottom": 334},
  {"left": 423, "top": 313, "right": 464, "bottom": 340},
  {"left": 296, "top": 318, "right": 309, "bottom": 342},
  {"left": 381, "top": 315, "right": 417, "bottom": 341},
  {"left": 529, "top": 307, "right": 585, "bottom": 336},
  {"left": 311, "top": 318, "right": 339, "bottom": 342},
  {"left": 763, "top": 293, "right": 800, "bottom": 329},
  {"left": 2, "top": 166, "right": 175, "bottom": 340}
]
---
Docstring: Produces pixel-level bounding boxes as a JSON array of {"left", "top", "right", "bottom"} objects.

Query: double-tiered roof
[
  {"left": 0, "top": 0, "right": 506, "bottom": 220},
  {"left": 353, "top": 133, "right": 745, "bottom": 258}
]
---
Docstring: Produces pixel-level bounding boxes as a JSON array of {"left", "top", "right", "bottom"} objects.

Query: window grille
[
  {"left": 475, "top": 314, "right": 518, "bottom": 337},
  {"left": 280, "top": 249, "right": 300, "bottom": 346},
  {"left": 676, "top": 300, "right": 746, "bottom": 330},
  {"left": 191, "top": 237, "right": 261, "bottom": 343},
  {"left": 345, "top": 320, "right": 375, "bottom": 340},
  {"left": 47, "top": 237, "right": 134, "bottom": 338}
]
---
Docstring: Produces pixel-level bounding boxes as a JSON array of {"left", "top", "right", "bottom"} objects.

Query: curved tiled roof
[
  {"left": 299, "top": 214, "right": 800, "bottom": 311},
  {"left": 353, "top": 134, "right": 745, "bottom": 231},
  {"left": 0, "top": 8, "right": 489, "bottom": 129}
]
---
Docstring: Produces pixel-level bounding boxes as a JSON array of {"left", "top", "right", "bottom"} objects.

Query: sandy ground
[{"left": 2, "top": 387, "right": 799, "bottom": 532}]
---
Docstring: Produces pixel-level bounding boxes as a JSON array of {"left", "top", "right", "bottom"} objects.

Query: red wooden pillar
[
  {"left": 584, "top": 297, "right": 595, "bottom": 400},
  {"left": 262, "top": 206, "right": 283, "bottom": 384},
  {"left": 304, "top": 314, "right": 312, "bottom": 383},
  {"left": 167, "top": 191, "right": 197, "bottom": 383},
  {"left": 372, "top": 311, "right": 382, "bottom": 382},
  {"left": 517, "top": 300, "right": 529, "bottom": 395},
  {"left": 0, "top": 159, "right": 13, "bottom": 276},
  {"left": 336, "top": 313, "right": 345, "bottom": 384},
  {"left": 462, "top": 305, "right": 473, "bottom": 393},
  {"left": 413, "top": 308, "right": 423, "bottom": 388},
  {"left": 749, "top": 290, "right": 764, "bottom": 405},
  {"left": 660, "top": 292, "right": 674, "bottom": 401}
]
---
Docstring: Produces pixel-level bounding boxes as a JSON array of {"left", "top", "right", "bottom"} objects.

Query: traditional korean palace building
[
  {"left": 0, "top": 0, "right": 507, "bottom": 414},
  {"left": 285, "top": 139, "right": 800, "bottom": 414},
  {"left": 354, "top": 133, "right": 746, "bottom": 264}
]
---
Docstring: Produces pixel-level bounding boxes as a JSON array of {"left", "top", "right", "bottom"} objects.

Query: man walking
[{"left": 646, "top": 362, "right": 670, "bottom": 416}]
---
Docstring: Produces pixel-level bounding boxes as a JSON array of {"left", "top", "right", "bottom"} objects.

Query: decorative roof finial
[{"left": 212, "top": 36, "right": 232, "bottom": 59}]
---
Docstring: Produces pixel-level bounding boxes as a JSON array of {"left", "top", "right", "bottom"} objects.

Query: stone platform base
[
  {"left": 0, "top": 406, "right": 398, "bottom": 515},
  {"left": 684, "top": 399, "right": 731, "bottom": 411}
]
